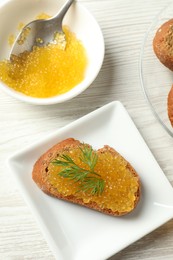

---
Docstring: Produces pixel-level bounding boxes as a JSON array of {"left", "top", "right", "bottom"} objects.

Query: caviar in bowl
[{"left": 0, "top": 0, "right": 104, "bottom": 105}]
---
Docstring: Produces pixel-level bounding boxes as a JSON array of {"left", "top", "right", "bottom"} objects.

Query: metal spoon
[{"left": 10, "top": 0, "right": 74, "bottom": 58}]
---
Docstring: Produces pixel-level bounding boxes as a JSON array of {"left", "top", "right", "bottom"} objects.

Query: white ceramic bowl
[{"left": 0, "top": 0, "right": 104, "bottom": 105}]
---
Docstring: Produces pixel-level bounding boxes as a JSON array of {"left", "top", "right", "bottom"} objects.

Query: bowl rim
[{"left": 0, "top": 1, "right": 105, "bottom": 105}]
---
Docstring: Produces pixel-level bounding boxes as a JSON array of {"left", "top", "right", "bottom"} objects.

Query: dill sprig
[{"left": 52, "top": 145, "right": 105, "bottom": 195}]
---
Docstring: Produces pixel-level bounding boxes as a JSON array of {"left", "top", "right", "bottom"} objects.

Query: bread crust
[
  {"left": 168, "top": 84, "right": 173, "bottom": 126},
  {"left": 32, "top": 138, "right": 140, "bottom": 216},
  {"left": 153, "top": 19, "right": 173, "bottom": 71}
]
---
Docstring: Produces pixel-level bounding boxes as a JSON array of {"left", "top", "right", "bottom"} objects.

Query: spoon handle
[{"left": 53, "top": 0, "right": 74, "bottom": 23}]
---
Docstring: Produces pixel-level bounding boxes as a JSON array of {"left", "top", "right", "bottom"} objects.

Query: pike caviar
[
  {"left": 0, "top": 26, "right": 87, "bottom": 98},
  {"left": 47, "top": 147, "right": 139, "bottom": 213},
  {"left": 8, "top": 14, "right": 50, "bottom": 46},
  {"left": 8, "top": 34, "right": 15, "bottom": 46}
]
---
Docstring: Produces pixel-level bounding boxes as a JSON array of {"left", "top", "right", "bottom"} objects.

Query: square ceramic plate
[{"left": 7, "top": 101, "right": 173, "bottom": 260}]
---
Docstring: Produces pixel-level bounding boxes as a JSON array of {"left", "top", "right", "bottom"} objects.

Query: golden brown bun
[
  {"left": 168, "top": 84, "right": 173, "bottom": 126},
  {"left": 153, "top": 19, "right": 173, "bottom": 71},
  {"left": 32, "top": 138, "right": 140, "bottom": 216}
]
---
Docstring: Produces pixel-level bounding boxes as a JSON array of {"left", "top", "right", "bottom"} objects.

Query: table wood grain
[{"left": 0, "top": 0, "right": 173, "bottom": 259}]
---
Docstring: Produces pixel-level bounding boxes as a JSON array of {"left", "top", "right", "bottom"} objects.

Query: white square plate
[{"left": 7, "top": 101, "right": 173, "bottom": 260}]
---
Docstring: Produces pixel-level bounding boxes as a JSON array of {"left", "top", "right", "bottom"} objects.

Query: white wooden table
[{"left": 0, "top": 0, "right": 173, "bottom": 259}]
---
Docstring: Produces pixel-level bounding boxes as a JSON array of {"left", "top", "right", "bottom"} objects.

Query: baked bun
[
  {"left": 168, "top": 84, "right": 173, "bottom": 126},
  {"left": 153, "top": 19, "right": 173, "bottom": 71}
]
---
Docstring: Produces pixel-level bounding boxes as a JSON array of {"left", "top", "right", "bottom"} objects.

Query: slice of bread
[{"left": 32, "top": 138, "right": 140, "bottom": 216}]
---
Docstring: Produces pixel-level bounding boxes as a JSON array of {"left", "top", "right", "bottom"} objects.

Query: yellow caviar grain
[
  {"left": 47, "top": 148, "right": 139, "bottom": 213},
  {"left": 36, "top": 13, "right": 51, "bottom": 19},
  {"left": 8, "top": 34, "right": 15, "bottom": 46},
  {"left": 17, "top": 22, "right": 25, "bottom": 31},
  {"left": 8, "top": 13, "right": 51, "bottom": 47},
  {"left": 0, "top": 26, "right": 87, "bottom": 98}
]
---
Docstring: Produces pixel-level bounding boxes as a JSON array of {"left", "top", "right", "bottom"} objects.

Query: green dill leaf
[
  {"left": 51, "top": 145, "right": 105, "bottom": 196},
  {"left": 78, "top": 177, "right": 105, "bottom": 195},
  {"left": 60, "top": 154, "right": 76, "bottom": 165},
  {"left": 59, "top": 167, "right": 88, "bottom": 182},
  {"left": 79, "top": 145, "right": 98, "bottom": 171},
  {"left": 52, "top": 159, "right": 70, "bottom": 167}
]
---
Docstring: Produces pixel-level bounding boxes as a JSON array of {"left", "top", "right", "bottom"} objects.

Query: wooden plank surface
[{"left": 0, "top": 0, "right": 173, "bottom": 259}]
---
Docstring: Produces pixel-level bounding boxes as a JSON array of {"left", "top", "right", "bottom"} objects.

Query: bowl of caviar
[{"left": 0, "top": 0, "right": 104, "bottom": 105}]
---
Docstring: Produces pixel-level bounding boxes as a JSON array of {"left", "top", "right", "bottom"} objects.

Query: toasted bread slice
[{"left": 32, "top": 138, "right": 140, "bottom": 216}]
